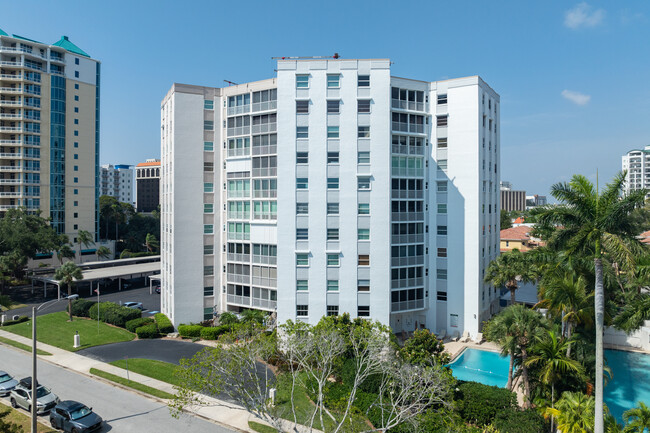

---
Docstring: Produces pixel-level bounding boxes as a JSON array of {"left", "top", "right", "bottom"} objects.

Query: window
[
  {"left": 297, "top": 280, "right": 309, "bottom": 291},
  {"left": 327, "top": 254, "right": 340, "bottom": 266},
  {"left": 296, "top": 100, "right": 309, "bottom": 113},
  {"left": 437, "top": 269, "right": 448, "bottom": 280},
  {"left": 358, "top": 305, "right": 370, "bottom": 317},
  {"left": 327, "top": 202, "right": 339, "bottom": 215},
  {"left": 296, "top": 228, "right": 309, "bottom": 240},
  {"left": 204, "top": 224, "right": 214, "bottom": 234},
  {"left": 204, "top": 141, "right": 214, "bottom": 151},
  {"left": 438, "top": 160, "right": 448, "bottom": 171},
  {"left": 437, "top": 248, "right": 447, "bottom": 258},
  {"left": 74, "top": 166, "right": 79, "bottom": 171},
  {"left": 437, "top": 291, "right": 448, "bottom": 301},
  {"left": 327, "top": 74, "right": 340, "bottom": 88},
  {"left": 437, "top": 115, "right": 448, "bottom": 127},
  {"left": 327, "top": 126, "right": 339, "bottom": 138},
  {"left": 74, "top": 201, "right": 78, "bottom": 206},
  {"left": 74, "top": 142, "right": 78, "bottom": 148},
  {"left": 327, "top": 100, "right": 340, "bottom": 113},
  {"left": 358, "top": 203, "right": 370, "bottom": 215},
  {"left": 358, "top": 228, "right": 370, "bottom": 240},
  {"left": 327, "top": 280, "right": 339, "bottom": 291},
  {"left": 296, "top": 253, "right": 309, "bottom": 266},
  {"left": 74, "top": 107, "right": 78, "bottom": 113},
  {"left": 358, "top": 177, "right": 371, "bottom": 190},
  {"left": 437, "top": 204, "right": 447, "bottom": 214},
  {"left": 358, "top": 126, "right": 370, "bottom": 138},
  {"left": 296, "top": 75, "right": 309, "bottom": 88},
  {"left": 204, "top": 203, "right": 214, "bottom": 213},
  {"left": 358, "top": 75, "right": 370, "bottom": 87},
  {"left": 296, "top": 202, "right": 309, "bottom": 214},
  {"left": 296, "top": 152, "right": 309, "bottom": 164},
  {"left": 327, "top": 177, "right": 339, "bottom": 189},
  {"left": 357, "top": 151, "right": 370, "bottom": 164},
  {"left": 204, "top": 244, "right": 214, "bottom": 255},
  {"left": 437, "top": 94, "right": 448, "bottom": 105},
  {"left": 74, "top": 71, "right": 79, "bottom": 78},
  {"left": 204, "top": 161, "right": 214, "bottom": 172},
  {"left": 75, "top": 58, "right": 79, "bottom": 65},
  {"left": 297, "top": 126, "right": 308, "bottom": 138},
  {"left": 437, "top": 138, "right": 448, "bottom": 148},
  {"left": 204, "top": 120, "right": 214, "bottom": 131},
  {"left": 327, "top": 305, "right": 339, "bottom": 316},
  {"left": 204, "top": 286, "right": 214, "bottom": 296},
  {"left": 327, "top": 152, "right": 339, "bottom": 164},
  {"left": 437, "top": 181, "right": 447, "bottom": 193},
  {"left": 358, "top": 254, "right": 370, "bottom": 266},
  {"left": 296, "top": 178, "right": 309, "bottom": 189},
  {"left": 327, "top": 228, "right": 339, "bottom": 240},
  {"left": 73, "top": 177, "right": 79, "bottom": 183},
  {"left": 204, "top": 182, "right": 214, "bottom": 193},
  {"left": 74, "top": 95, "right": 79, "bottom": 101},
  {"left": 204, "top": 100, "right": 214, "bottom": 110},
  {"left": 358, "top": 99, "right": 371, "bottom": 113},
  {"left": 297, "top": 305, "right": 309, "bottom": 317},
  {"left": 74, "top": 189, "right": 78, "bottom": 194},
  {"left": 74, "top": 119, "right": 79, "bottom": 124},
  {"left": 204, "top": 266, "right": 214, "bottom": 276}
]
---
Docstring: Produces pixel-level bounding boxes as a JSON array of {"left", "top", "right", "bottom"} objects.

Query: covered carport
[{"left": 32, "top": 261, "right": 161, "bottom": 299}]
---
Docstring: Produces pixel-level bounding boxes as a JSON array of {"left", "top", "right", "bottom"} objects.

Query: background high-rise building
[
  {"left": 100, "top": 164, "right": 133, "bottom": 204},
  {"left": 0, "top": 29, "right": 100, "bottom": 241},
  {"left": 135, "top": 159, "right": 160, "bottom": 212},
  {"left": 160, "top": 58, "right": 500, "bottom": 339},
  {"left": 500, "top": 181, "right": 526, "bottom": 212},
  {"left": 622, "top": 145, "right": 650, "bottom": 197}
]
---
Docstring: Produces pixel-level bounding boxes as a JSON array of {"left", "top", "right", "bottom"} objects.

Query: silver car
[
  {"left": 123, "top": 302, "right": 143, "bottom": 310},
  {"left": 10, "top": 382, "right": 60, "bottom": 415},
  {"left": 0, "top": 371, "right": 18, "bottom": 396}
]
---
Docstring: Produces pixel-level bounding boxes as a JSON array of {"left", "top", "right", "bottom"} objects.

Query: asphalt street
[
  {"left": 0, "top": 344, "right": 236, "bottom": 433},
  {"left": 78, "top": 339, "right": 205, "bottom": 364}
]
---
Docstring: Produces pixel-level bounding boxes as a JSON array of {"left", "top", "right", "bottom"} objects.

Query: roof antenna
[{"left": 224, "top": 80, "right": 237, "bottom": 86}]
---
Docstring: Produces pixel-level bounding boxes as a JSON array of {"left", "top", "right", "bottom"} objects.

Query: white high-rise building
[
  {"left": 160, "top": 58, "right": 500, "bottom": 339},
  {"left": 100, "top": 164, "right": 133, "bottom": 204},
  {"left": 622, "top": 146, "right": 650, "bottom": 197}
]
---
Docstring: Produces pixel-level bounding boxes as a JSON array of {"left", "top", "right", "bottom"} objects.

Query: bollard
[
  {"left": 1, "top": 314, "right": 5, "bottom": 326},
  {"left": 268, "top": 387, "right": 276, "bottom": 407},
  {"left": 73, "top": 331, "right": 81, "bottom": 348}
]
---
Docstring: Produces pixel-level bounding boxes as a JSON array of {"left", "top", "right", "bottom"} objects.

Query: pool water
[{"left": 446, "top": 348, "right": 510, "bottom": 388}]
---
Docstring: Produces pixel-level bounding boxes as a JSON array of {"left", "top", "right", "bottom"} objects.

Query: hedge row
[
  {"left": 89, "top": 302, "right": 141, "bottom": 328},
  {"left": 71, "top": 299, "right": 96, "bottom": 318},
  {"left": 200, "top": 325, "right": 230, "bottom": 340},
  {"left": 456, "top": 382, "right": 517, "bottom": 426},
  {"left": 2, "top": 315, "right": 29, "bottom": 326},
  {"left": 154, "top": 313, "right": 174, "bottom": 334},
  {"left": 178, "top": 324, "right": 202, "bottom": 338},
  {"left": 126, "top": 317, "right": 154, "bottom": 333},
  {"left": 136, "top": 323, "right": 159, "bottom": 339}
]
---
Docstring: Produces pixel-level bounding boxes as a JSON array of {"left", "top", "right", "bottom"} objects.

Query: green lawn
[
  {"left": 0, "top": 404, "right": 57, "bottom": 432},
  {"left": 248, "top": 421, "right": 277, "bottom": 433},
  {"left": 0, "top": 336, "right": 52, "bottom": 355},
  {"left": 110, "top": 358, "right": 181, "bottom": 386},
  {"left": 89, "top": 368, "right": 175, "bottom": 400},
  {"left": 1, "top": 311, "right": 134, "bottom": 351}
]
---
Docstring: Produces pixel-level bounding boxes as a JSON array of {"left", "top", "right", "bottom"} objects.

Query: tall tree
[
  {"left": 144, "top": 233, "right": 159, "bottom": 253},
  {"left": 536, "top": 172, "right": 647, "bottom": 433},
  {"left": 623, "top": 402, "right": 650, "bottom": 433},
  {"left": 56, "top": 244, "right": 75, "bottom": 264},
  {"left": 96, "top": 246, "right": 112, "bottom": 261},
  {"left": 545, "top": 391, "right": 595, "bottom": 433},
  {"left": 76, "top": 230, "right": 93, "bottom": 264},
  {"left": 54, "top": 262, "right": 83, "bottom": 321},
  {"left": 484, "top": 248, "right": 537, "bottom": 305},
  {"left": 484, "top": 308, "right": 519, "bottom": 391}
]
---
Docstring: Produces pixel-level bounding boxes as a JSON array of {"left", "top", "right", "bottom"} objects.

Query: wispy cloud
[
  {"left": 562, "top": 90, "right": 591, "bottom": 106},
  {"left": 620, "top": 9, "right": 646, "bottom": 25},
  {"left": 564, "top": 2, "right": 606, "bottom": 29}
]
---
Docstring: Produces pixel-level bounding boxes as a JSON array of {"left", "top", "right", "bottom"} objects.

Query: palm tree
[
  {"left": 536, "top": 172, "right": 647, "bottom": 433},
  {"left": 484, "top": 248, "right": 537, "bottom": 305},
  {"left": 96, "top": 246, "right": 111, "bottom": 261},
  {"left": 484, "top": 307, "right": 519, "bottom": 391},
  {"left": 56, "top": 244, "right": 75, "bottom": 264},
  {"left": 526, "top": 330, "right": 584, "bottom": 433},
  {"left": 623, "top": 402, "right": 650, "bottom": 432},
  {"left": 76, "top": 229, "right": 93, "bottom": 264},
  {"left": 54, "top": 261, "right": 83, "bottom": 321},
  {"left": 545, "top": 391, "right": 595, "bottom": 433},
  {"left": 144, "top": 233, "right": 159, "bottom": 253}
]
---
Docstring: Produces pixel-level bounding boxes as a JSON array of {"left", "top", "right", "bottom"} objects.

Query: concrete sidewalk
[{"left": 0, "top": 329, "right": 296, "bottom": 433}]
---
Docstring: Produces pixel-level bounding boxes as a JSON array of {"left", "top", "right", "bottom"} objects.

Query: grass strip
[
  {"left": 248, "top": 421, "right": 277, "bottom": 433},
  {"left": 0, "top": 404, "right": 57, "bottom": 432},
  {"left": 0, "top": 336, "right": 52, "bottom": 355},
  {"left": 89, "top": 368, "right": 175, "bottom": 400},
  {"left": 109, "top": 358, "right": 181, "bottom": 386}
]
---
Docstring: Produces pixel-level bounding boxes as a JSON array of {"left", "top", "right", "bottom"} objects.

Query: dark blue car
[{"left": 49, "top": 400, "right": 103, "bottom": 433}]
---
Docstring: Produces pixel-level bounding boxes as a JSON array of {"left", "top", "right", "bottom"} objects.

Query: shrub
[
  {"left": 89, "top": 302, "right": 141, "bottom": 328},
  {"left": 178, "top": 324, "right": 203, "bottom": 338},
  {"left": 200, "top": 325, "right": 229, "bottom": 340},
  {"left": 136, "top": 323, "right": 159, "bottom": 339},
  {"left": 154, "top": 313, "right": 174, "bottom": 334},
  {"left": 492, "top": 408, "right": 546, "bottom": 433},
  {"left": 218, "top": 312, "right": 239, "bottom": 326},
  {"left": 400, "top": 328, "right": 450, "bottom": 365},
  {"left": 2, "top": 315, "right": 29, "bottom": 326},
  {"left": 71, "top": 299, "right": 96, "bottom": 318},
  {"left": 126, "top": 317, "right": 154, "bottom": 333},
  {"left": 456, "top": 381, "right": 517, "bottom": 426}
]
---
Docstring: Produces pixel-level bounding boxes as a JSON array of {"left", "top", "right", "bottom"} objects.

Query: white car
[{"left": 123, "top": 302, "right": 143, "bottom": 310}]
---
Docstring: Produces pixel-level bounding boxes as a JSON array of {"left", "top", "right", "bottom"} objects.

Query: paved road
[
  {"left": 78, "top": 339, "right": 205, "bottom": 364},
  {"left": 5, "top": 286, "right": 161, "bottom": 319},
  {"left": 0, "top": 345, "right": 236, "bottom": 433}
]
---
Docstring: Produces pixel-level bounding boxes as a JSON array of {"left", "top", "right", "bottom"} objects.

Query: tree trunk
[
  {"left": 550, "top": 383, "right": 555, "bottom": 433},
  {"left": 594, "top": 258, "right": 604, "bottom": 433},
  {"left": 506, "top": 354, "right": 514, "bottom": 390},
  {"left": 510, "top": 284, "right": 517, "bottom": 305},
  {"left": 566, "top": 322, "right": 573, "bottom": 358},
  {"left": 67, "top": 283, "right": 73, "bottom": 322},
  {"left": 521, "top": 348, "right": 531, "bottom": 408}
]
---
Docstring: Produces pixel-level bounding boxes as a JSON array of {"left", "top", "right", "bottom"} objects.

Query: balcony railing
[
  {"left": 0, "top": 126, "right": 22, "bottom": 132},
  {"left": 252, "top": 167, "right": 277, "bottom": 177},
  {"left": 0, "top": 86, "right": 21, "bottom": 93},
  {"left": 227, "top": 105, "right": 250, "bottom": 116},
  {"left": 391, "top": 277, "right": 424, "bottom": 289},
  {"left": 0, "top": 113, "right": 22, "bottom": 119},
  {"left": 252, "top": 100, "right": 277, "bottom": 113},
  {"left": 391, "top": 212, "right": 424, "bottom": 222},
  {"left": 251, "top": 298, "right": 277, "bottom": 311},
  {"left": 391, "top": 144, "right": 425, "bottom": 155},
  {"left": 391, "top": 255, "right": 425, "bottom": 267},
  {"left": 0, "top": 74, "right": 21, "bottom": 80},
  {"left": 391, "top": 299, "right": 425, "bottom": 313},
  {"left": 251, "top": 123, "right": 277, "bottom": 135},
  {"left": 391, "top": 190, "right": 423, "bottom": 199},
  {"left": 391, "top": 99, "right": 425, "bottom": 112},
  {"left": 0, "top": 204, "right": 21, "bottom": 211},
  {"left": 252, "top": 256, "right": 277, "bottom": 265},
  {"left": 0, "top": 100, "right": 23, "bottom": 106},
  {"left": 0, "top": 166, "right": 21, "bottom": 172},
  {"left": 227, "top": 253, "right": 250, "bottom": 263},
  {"left": 251, "top": 276, "right": 276, "bottom": 288},
  {"left": 391, "top": 233, "right": 424, "bottom": 244},
  {"left": 227, "top": 294, "right": 251, "bottom": 307},
  {"left": 227, "top": 126, "right": 250, "bottom": 137},
  {"left": 0, "top": 191, "right": 21, "bottom": 197},
  {"left": 227, "top": 273, "right": 250, "bottom": 284}
]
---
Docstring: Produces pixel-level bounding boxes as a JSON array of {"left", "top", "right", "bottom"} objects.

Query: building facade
[
  {"left": 500, "top": 181, "right": 526, "bottom": 212},
  {"left": 0, "top": 29, "right": 100, "bottom": 241},
  {"left": 622, "top": 146, "right": 650, "bottom": 197},
  {"left": 160, "top": 59, "right": 500, "bottom": 339},
  {"left": 135, "top": 159, "right": 160, "bottom": 212},
  {"left": 100, "top": 164, "right": 133, "bottom": 204}
]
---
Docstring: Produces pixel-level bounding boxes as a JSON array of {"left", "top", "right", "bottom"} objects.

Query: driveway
[{"left": 77, "top": 339, "right": 204, "bottom": 364}]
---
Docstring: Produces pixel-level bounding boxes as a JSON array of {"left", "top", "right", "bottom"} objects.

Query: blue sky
[{"left": 3, "top": 0, "right": 649, "bottom": 197}]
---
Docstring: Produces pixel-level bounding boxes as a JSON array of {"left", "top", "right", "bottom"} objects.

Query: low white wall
[{"left": 604, "top": 323, "right": 650, "bottom": 351}]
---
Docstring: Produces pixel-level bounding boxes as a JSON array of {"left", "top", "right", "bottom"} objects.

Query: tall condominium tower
[
  {"left": 100, "top": 164, "right": 133, "bottom": 204},
  {"left": 161, "top": 58, "right": 500, "bottom": 339},
  {"left": 0, "top": 29, "right": 100, "bottom": 241},
  {"left": 135, "top": 158, "right": 160, "bottom": 212},
  {"left": 622, "top": 145, "right": 650, "bottom": 197}
]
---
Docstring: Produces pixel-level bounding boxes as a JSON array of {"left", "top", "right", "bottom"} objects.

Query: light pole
[{"left": 30, "top": 294, "right": 78, "bottom": 433}]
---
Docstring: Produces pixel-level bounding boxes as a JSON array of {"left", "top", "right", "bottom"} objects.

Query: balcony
[
  {"left": 0, "top": 73, "right": 21, "bottom": 81},
  {"left": 227, "top": 273, "right": 250, "bottom": 284},
  {"left": 0, "top": 113, "right": 22, "bottom": 119},
  {"left": 0, "top": 61, "right": 22, "bottom": 68},
  {"left": 391, "top": 99, "right": 425, "bottom": 112},
  {"left": 227, "top": 253, "right": 250, "bottom": 263},
  {"left": 251, "top": 100, "right": 277, "bottom": 113},
  {"left": 252, "top": 255, "right": 277, "bottom": 265},
  {"left": 0, "top": 179, "right": 21, "bottom": 184},
  {"left": 390, "top": 255, "right": 425, "bottom": 267},
  {"left": 251, "top": 276, "right": 276, "bottom": 288},
  {"left": 227, "top": 105, "right": 250, "bottom": 116},
  {"left": 0, "top": 204, "right": 21, "bottom": 211},
  {"left": 0, "top": 139, "right": 21, "bottom": 145},
  {"left": 391, "top": 277, "right": 424, "bottom": 289},
  {"left": 251, "top": 298, "right": 277, "bottom": 311},
  {"left": 49, "top": 55, "right": 65, "bottom": 64},
  {"left": 0, "top": 100, "right": 23, "bottom": 107},
  {"left": 391, "top": 298, "right": 425, "bottom": 313},
  {"left": 0, "top": 191, "right": 21, "bottom": 197},
  {"left": 391, "top": 190, "right": 423, "bottom": 199},
  {"left": 0, "top": 126, "right": 22, "bottom": 132},
  {"left": 0, "top": 153, "right": 21, "bottom": 158},
  {"left": 391, "top": 144, "right": 425, "bottom": 156},
  {"left": 227, "top": 294, "right": 251, "bottom": 307},
  {"left": 0, "top": 166, "right": 21, "bottom": 172},
  {"left": 391, "top": 212, "right": 424, "bottom": 222},
  {"left": 0, "top": 86, "right": 21, "bottom": 93},
  {"left": 251, "top": 122, "right": 277, "bottom": 135},
  {"left": 226, "top": 126, "right": 250, "bottom": 137}
]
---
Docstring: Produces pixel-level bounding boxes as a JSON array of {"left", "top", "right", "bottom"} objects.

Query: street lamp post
[{"left": 30, "top": 294, "right": 78, "bottom": 433}]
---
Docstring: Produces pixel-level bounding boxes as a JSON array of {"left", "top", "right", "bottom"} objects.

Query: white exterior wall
[
  {"left": 100, "top": 165, "right": 133, "bottom": 204},
  {"left": 622, "top": 146, "right": 650, "bottom": 197}
]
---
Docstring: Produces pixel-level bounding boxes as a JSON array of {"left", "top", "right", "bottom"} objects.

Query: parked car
[
  {"left": 50, "top": 400, "right": 104, "bottom": 433},
  {"left": 154, "top": 285, "right": 161, "bottom": 294},
  {"left": 0, "top": 370, "right": 18, "bottom": 396},
  {"left": 10, "top": 377, "right": 59, "bottom": 415},
  {"left": 123, "top": 302, "right": 143, "bottom": 310}
]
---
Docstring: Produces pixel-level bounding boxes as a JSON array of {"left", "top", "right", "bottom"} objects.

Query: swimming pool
[{"left": 447, "top": 347, "right": 650, "bottom": 422}]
